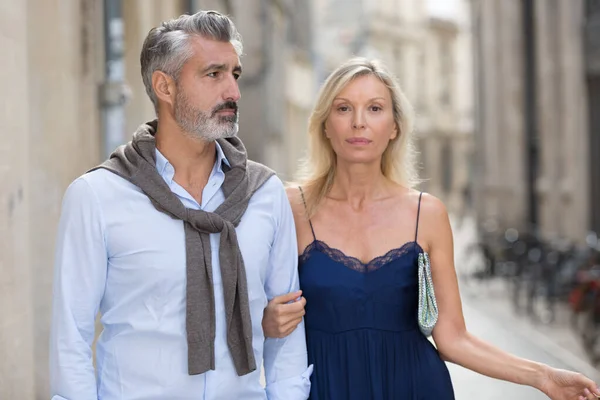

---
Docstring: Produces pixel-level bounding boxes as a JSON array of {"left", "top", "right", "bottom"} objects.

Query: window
[
  {"left": 394, "top": 45, "right": 404, "bottom": 83},
  {"left": 441, "top": 140, "right": 453, "bottom": 193},
  {"left": 439, "top": 39, "right": 453, "bottom": 107},
  {"left": 587, "top": 0, "right": 600, "bottom": 15}
]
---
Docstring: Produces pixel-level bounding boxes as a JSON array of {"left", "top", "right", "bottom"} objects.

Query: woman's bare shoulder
[
  {"left": 414, "top": 191, "right": 452, "bottom": 249},
  {"left": 417, "top": 191, "right": 448, "bottom": 219},
  {"left": 394, "top": 187, "right": 446, "bottom": 213}
]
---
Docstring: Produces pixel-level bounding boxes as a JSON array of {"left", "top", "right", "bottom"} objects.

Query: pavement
[
  {"left": 449, "top": 284, "right": 598, "bottom": 399},
  {"left": 448, "top": 214, "right": 600, "bottom": 399}
]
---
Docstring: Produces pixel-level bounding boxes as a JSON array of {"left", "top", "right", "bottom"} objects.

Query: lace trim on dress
[{"left": 299, "top": 240, "right": 421, "bottom": 273}]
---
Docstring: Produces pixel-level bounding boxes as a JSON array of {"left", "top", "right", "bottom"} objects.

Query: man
[{"left": 50, "top": 10, "right": 310, "bottom": 399}]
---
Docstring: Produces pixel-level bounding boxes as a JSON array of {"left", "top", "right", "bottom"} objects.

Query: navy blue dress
[{"left": 298, "top": 192, "right": 455, "bottom": 400}]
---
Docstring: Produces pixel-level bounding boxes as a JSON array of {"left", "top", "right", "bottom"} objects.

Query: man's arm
[
  {"left": 263, "top": 179, "right": 312, "bottom": 400},
  {"left": 50, "top": 177, "right": 108, "bottom": 400}
]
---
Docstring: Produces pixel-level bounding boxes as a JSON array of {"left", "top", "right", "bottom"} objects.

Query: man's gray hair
[{"left": 140, "top": 10, "right": 243, "bottom": 111}]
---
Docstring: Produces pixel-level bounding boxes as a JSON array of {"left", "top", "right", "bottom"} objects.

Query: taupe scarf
[{"left": 89, "top": 120, "right": 274, "bottom": 376}]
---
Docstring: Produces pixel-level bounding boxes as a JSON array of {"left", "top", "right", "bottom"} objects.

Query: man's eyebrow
[
  {"left": 200, "top": 63, "right": 226, "bottom": 74},
  {"left": 200, "top": 63, "right": 243, "bottom": 75}
]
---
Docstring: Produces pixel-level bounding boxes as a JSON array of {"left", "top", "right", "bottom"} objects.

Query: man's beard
[{"left": 174, "top": 90, "right": 239, "bottom": 141}]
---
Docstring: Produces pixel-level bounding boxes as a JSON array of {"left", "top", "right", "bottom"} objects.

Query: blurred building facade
[
  {"left": 1, "top": 1, "right": 106, "bottom": 397},
  {"left": 0, "top": 0, "right": 314, "bottom": 398},
  {"left": 586, "top": 0, "right": 600, "bottom": 238},
  {"left": 313, "top": 0, "right": 475, "bottom": 214},
  {"left": 472, "top": 0, "right": 600, "bottom": 243},
  {"left": 422, "top": 0, "right": 474, "bottom": 214}
]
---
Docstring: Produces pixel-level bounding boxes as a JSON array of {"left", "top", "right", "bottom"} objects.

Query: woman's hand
[
  {"left": 538, "top": 366, "right": 600, "bottom": 400},
  {"left": 262, "top": 291, "right": 306, "bottom": 338}
]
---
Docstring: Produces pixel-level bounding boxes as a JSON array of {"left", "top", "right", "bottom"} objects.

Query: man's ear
[{"left": 153, "top": 71, "right": 176, "bottom": 107}]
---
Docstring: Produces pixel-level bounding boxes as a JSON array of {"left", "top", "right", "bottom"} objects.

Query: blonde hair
[{"left": 294, "top": 57, "right": 419, "bottom": 217}]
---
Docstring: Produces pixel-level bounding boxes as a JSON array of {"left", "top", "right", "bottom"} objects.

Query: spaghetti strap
[
  {"left": 298, "top": 186, "right": 317, "bottom": 241},
  {"left": 415, "top": 192, "right": 423, "bottom": 242}
]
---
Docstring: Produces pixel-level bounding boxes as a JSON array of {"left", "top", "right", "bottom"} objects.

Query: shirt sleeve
[
  {"left": 50, "top": 177, "right": 107, "bottom": 400},
  {"left": 262, "top": 177, "right": 312, "bottom": 400}
]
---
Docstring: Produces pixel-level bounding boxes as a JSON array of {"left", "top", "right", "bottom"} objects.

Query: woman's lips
[{"left": 346, "top": 137, "right": 372, "bottom": 145}]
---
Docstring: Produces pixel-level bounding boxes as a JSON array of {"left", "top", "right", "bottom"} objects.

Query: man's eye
[
  {"left": 208, "top": 72, "right": 220, "bottom": 78},
  {"left": 233, "top": 73, "right": 241, "bottom": 80}
]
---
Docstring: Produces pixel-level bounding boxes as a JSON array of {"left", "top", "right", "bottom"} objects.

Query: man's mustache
[{"left": 212, "top": 101, "right": 238, "bottom": 117}]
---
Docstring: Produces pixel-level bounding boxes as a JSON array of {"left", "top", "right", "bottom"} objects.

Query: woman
[{"left": 262, "top": 57, "right": 600, "bottom": 400}]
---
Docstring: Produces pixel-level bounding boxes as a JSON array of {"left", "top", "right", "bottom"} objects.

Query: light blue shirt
[{"left": 50, "top": 143, "right": 311, "bottom": 400}]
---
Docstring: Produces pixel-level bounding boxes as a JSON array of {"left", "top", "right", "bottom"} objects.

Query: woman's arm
[
  {"left": 420, "top": 193, "right": 599, "bottom": 400},
  {"left": 262, "top": 187, "right": 308, "bottom": 339}
]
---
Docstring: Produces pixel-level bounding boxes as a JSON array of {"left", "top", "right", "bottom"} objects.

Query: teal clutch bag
[{"left": 417, "top": 252, "right": 438, "bottom": 337}]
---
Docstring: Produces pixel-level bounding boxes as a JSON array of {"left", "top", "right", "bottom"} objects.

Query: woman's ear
[{"left": 391, "top": 124, "right": 399, "bottom": 140}]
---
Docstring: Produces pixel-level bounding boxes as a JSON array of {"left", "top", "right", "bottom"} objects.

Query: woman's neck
[{"left": 328, "top": 160, "right": 393, "bottom": 210}]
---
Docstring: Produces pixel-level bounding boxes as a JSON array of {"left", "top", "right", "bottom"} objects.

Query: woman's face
[{"left": 324, "top": 74, "right": 398, "bottom": 165}]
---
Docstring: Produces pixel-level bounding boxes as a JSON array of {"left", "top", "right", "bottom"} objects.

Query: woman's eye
[{"left": 338, "top": 106, "right": 349, "bottom": 112}]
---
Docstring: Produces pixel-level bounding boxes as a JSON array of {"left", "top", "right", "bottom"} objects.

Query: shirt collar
[
  {"left": 215, "top": 141, "right": 231, "bottom": 169},
  {"left": 155, "top": 141, "right": 231, "bottom": 183}
]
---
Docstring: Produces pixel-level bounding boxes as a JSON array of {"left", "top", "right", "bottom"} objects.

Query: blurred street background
[{"left": 1, "top": 0, "right": 600, "bottom": 398}]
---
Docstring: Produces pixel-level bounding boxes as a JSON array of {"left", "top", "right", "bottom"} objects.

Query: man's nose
[{"left": 223, "top": 77, "right": 241, "bottom": 102}]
